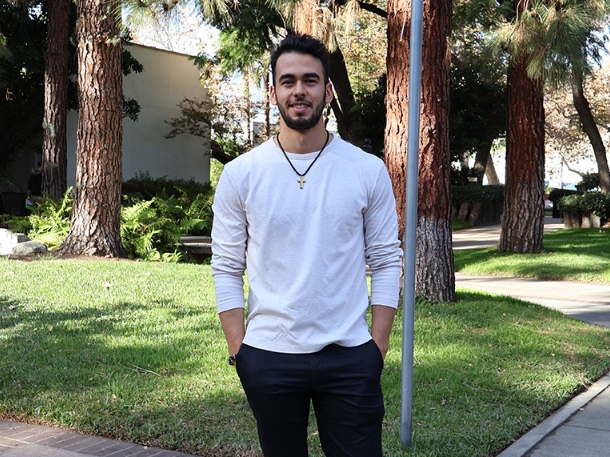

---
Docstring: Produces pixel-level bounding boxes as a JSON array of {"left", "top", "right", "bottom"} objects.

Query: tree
[
  {"left": 56, "top": 0, "right": 126, "bottom": 257},
  {"left": 570, "top": 63, "right": 610, "bottom": 194},
  {"left": 499, "top": 46, "right": 546, "bottom": 253},
  {"left": 493, "top": 0, "right": 610, "bottom": 252},
  {"left": 385, "top": 0, "right": 455, "bottom": 302},
  {"left": 449, "top": 12, "right": 508, "bottom": 185},
  {"left": 0, "top": 3, "right": 46, "bottom": 184},
  {"left": 41, "top": 0, "right": 71, "bottom": 199},
  {"left": 546, "top": 61, "right": 610, "bottom": 179},
  {"left": 206, "top": 0, "right": 383, "bottom": 146},
  {"left": 0, "top": 0, "right": 141, "bottom": 197}
]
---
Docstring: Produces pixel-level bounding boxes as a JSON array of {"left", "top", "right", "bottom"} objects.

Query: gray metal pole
[{"left": 400, "top": 0, "right": 424, "bottom": 449}]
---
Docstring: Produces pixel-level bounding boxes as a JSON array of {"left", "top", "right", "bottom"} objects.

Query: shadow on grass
[
  {"left": 0, "top": 296, "right": 260, "bottom": 457},
  {"left": 2, "top": 286, "right": 610, "bottom": 457}
]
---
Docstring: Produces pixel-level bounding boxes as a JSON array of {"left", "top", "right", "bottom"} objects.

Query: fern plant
[
  {"left": 27, "top": 188, "right": 72, "bottom": 250},
  {"left": 120, "top": 197, "right": 206, "bottom": 262}
]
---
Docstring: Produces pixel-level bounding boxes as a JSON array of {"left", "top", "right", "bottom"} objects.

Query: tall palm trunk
[
  {"left": 56, "top": 0, "right": 126, "bottom": 257},
  {"left": 41, "top": 0, "right": 70, "bottom": 199},
  {"left": 499, "top": 51, "right": 545, "bottom": 253},
  {"left": 386, "top": 0, "right": 454, "bottom": 302}
]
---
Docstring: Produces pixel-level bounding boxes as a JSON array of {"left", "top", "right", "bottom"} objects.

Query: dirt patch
[{"left": 6, "top": 252, "right": 135, "bottom": 262}]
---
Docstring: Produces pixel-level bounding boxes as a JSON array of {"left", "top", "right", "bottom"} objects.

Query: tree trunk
[
  {"left": 386, "top": 0, "right": 455, "bottom": 302},
  {"left": 263, "top": 74, "right": 270, "bottom": 140},
  {"left": 498, "top": 52, "right": 545, "bottom": 253},
  {"left": 385, "top": 1, "right": 410, "bottom": 246},
  {"left": 329, "top": 47, "right": 365, "bottom": 146},
  {"left": 41, "top": 0, "right": 70, "bottom": 199},
  {"left": 486, "top": 154, "right": 501, "bottom": 185},
  {"left": 56, "top": 0, "right": 126, "bottom": 257},
  {"left": 473, "top": 139, "right": 494, "bottom": 185},
  {"left": 243, "top": 69, "right": 252, "bottom": 145},
  {"left": 571, "top": 69, "right": 610, "bottom": 194}
]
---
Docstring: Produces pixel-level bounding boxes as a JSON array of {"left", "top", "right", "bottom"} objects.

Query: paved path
[
  {"left": 454, "top": 217, "right": 610, "bottom": 457},
  {"left": 0, "top": 419, "right": 196, "bottom": 457},
  {"left": 456, "top": 274, "right": 610, "bottom": 328}
]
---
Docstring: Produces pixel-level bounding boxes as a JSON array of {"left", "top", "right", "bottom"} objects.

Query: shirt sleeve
[
  {"left": 364, "top": 164, "right": 403, "bottom": 308},
  {"left": 211, "top": 167, "right": 248, "bottom": 313}
]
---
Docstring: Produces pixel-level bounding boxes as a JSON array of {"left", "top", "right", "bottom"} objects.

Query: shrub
[
  {"left": 0, "top": 214, "right": 32, "bottom": 233},
  {"left": 27, "top": 188, "right": 73, "bottom": 250},
  {"left": 122, "top": 172, "right": 212, "bottom": 203},
  {"left": 558, "top": 192, "right": 610, "bottom": 223},
  {"left": 23, "top": 176, "right": 216, "bottom": 262},
  {"left": 450, "top": 185, "right": 504, "bottom": 208},
  {"left": 576, "top": 173, "right": 600, "bottom": 193},
  {"left": 120, "top": 196, "right": 206, "bottom": 262}
]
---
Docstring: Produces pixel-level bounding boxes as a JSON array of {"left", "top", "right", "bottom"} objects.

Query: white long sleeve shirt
[{"left": 211, "top": 136, "right": 402, "bottom": 354}]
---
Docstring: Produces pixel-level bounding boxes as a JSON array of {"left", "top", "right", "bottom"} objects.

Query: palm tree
[{"left": 494, "top": 0, "right": 610, "bottom": 252}]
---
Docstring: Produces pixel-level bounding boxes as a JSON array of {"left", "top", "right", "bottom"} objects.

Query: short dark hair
[{"left": 270, "top": 34, "right": 331, "bottom": 86}]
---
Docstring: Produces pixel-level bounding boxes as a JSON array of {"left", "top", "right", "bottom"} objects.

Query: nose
[{"left": 293, "top": 80, "right": 307, "bottom": 96}]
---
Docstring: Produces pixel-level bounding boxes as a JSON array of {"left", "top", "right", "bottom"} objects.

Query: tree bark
[
  {"left": 56, "top": 0, "right": 126, "bottom": 257},
  {"left": 571, "top": 69, "right": 610, "bottom": 194},
  {"left": 329, "top": 47, "right": 365, "bottom": 146},
  {"left": 473, "top": 139, "right": 493, "bottom": 185},
  {"left": 498, "top": 51, "right": 545, "bottom": 253},
  {"left": 485, "top": 154, "right": 501, "bottom": 185},
  {"left": 386, "top": 0, "right": 455, "bottom": 302},
  {"left": 41, "top": 0, "right": 70, "bottom": 199}
]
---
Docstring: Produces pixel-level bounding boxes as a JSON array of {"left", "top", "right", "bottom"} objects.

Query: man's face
[{"left": 270, "top": 52, "right": 333, "bottom": 131}]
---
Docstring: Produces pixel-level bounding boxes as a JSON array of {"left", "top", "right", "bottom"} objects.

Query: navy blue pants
[{"left": 236, "top": 340, "right": 385, "bottom": 457}]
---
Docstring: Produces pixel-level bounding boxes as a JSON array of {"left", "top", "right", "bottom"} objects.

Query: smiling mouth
[{"left": 289, "top": 101, "right": 312, "bottom": 111}]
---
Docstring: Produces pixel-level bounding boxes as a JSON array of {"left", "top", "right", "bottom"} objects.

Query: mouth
[{"left": 288, "top": 100, "right": 312, "bottom": 113}]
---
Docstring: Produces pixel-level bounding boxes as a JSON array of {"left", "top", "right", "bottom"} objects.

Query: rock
[
  {"left": 0, "top": 229, "right": 31, "bottom": 255},
  {"left": 11, "top": 240, "right": 48, "bottom": 256}
]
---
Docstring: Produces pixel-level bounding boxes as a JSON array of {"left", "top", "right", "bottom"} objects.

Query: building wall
[{"left": 67, "top": 43, "right": 210, "bottom": 187}]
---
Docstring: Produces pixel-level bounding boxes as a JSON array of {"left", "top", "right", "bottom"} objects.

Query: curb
[{"left": 496, "top": 371, "right": 610, "bottom": 457}]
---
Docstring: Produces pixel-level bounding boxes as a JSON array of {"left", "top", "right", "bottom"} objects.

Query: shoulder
[
  {"left": 328, "top": 137, "right": 387, "bottom": 173},
  {"left": 226, "top": 139, "right": 275, "bottom": 168}
]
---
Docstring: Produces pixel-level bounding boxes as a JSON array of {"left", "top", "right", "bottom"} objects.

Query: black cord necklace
[{"left": 276, "top": 130, "right": 330, "bottom": 189}]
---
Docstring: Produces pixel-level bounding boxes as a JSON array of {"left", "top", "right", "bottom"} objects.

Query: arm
[
  {"left": 219, "top": 307, "right": 245, "bottom": 358},
  {"left": 211, "top": 163, "right": 248, "bottom": 365},
  {"left": 371, "top": 304, "right": 396, "bottom": 360}
]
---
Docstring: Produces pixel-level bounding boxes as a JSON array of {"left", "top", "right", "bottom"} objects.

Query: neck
[{"left": 276, "top": 122, "right": 329, "bottom": 154}]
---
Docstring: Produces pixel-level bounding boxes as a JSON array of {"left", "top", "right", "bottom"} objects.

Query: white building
[{"left": 67, "top": 43, "right": 210, "bottom": 186}]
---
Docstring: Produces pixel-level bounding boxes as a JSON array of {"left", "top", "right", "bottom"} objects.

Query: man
[
  {"left": 26, "top": 161, "right": 43, "bottom": 207},
  {"left": 211, "top": 34, "right": 403, "bottom": 457}
]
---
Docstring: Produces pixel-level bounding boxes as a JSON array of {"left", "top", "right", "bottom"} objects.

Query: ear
[
  {"left": 325, "top": 82, "right": 334, "bottom": 105},
  {"left": 270, "top": 85, "right": 278, "bottom": 106}
]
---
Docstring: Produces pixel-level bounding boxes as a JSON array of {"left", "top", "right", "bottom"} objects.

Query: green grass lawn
[
  {"left": 454, "top": 228, "right": 610, "bottom": 283},
  {"left": 1, "top": 258, "right": 609, "bottom": 456}
]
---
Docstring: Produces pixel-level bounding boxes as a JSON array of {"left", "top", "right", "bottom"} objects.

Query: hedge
[
  {"left": 559, "top": 193, "right": 610, "bottom": 223},
  {"left": 450, "top": 185, "right": 504, "bottom": 208}
]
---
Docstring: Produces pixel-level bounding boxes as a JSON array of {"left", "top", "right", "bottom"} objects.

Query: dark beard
[{"left": 278, "top": 99, "right": 325, "bottom": 131}]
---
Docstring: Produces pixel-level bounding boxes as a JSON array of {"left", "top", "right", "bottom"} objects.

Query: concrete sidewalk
[{"left": 454, "top": 217, "right": 610, "bottom": 457}]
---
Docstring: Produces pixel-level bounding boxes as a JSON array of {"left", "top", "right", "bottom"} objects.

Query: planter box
[
  {"left": 453, "top": 201, "right": 502, "bottom": 226},
  {"left": 563, "top": 211, "right": 601, "bottom": 229}
]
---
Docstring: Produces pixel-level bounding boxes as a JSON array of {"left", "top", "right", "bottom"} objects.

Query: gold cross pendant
[{"left": 297, "top": 176, "right": 306, "bottom": 189}]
